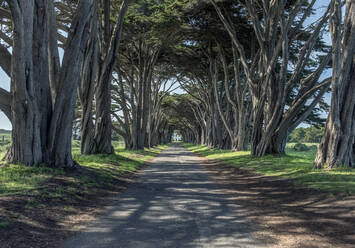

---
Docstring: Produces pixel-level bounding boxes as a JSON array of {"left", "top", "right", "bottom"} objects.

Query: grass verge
[
  {"left": 0, "top": 144, "right": 168, "bottom": 197},
  {"left": 183, "top": 143, "right": 355, "bottom": 194},
  {"left": 0, "top": 144, "right": 168, "bottom": 248}
]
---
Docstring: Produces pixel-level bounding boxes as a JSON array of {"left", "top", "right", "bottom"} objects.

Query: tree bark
[
  {"left": 268, "top": 78, "right": 330, "bottom": 154},
  {"left": 47, "top": 0, "right": 94, "bottom": 167},
  {"left": 314, "top": 0, "right": 355, "bottom": 169},
  {"left": 33, "top": 0, "right": 52, "bottom": 162},
  {"left": 93, "top": 0, "right": 129, "bottom": 154},
  {"left": 0, "top": 43, "right": 12, "bottom": 77},
  {"left": 5, "top": 0, "right": 94, "bottom": 167},
  {"left": 0, "top": 88, "right": 11, "bottom": 122},
  {"left": 211, "top": 0, "right": 331, "bottom": 156},
  {"left": 5, "top": 0, "right": 43, "bottom": 165},
  {"left": 78, "top": 1, "right": 98, "bottom": 155}
]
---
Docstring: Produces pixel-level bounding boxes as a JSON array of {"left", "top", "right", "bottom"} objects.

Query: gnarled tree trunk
[
  {"left": 314, "top": 0, "right": 355, "bottom": 169},
  {"left": 92, "top": 0, "right": 129, "bottom": 154},
  {"left": 47, "top": 0, "right": 94, "bottom": 167},
  {"left": 5, "top": 0, "right": 44, "bottom": 165},
  {"left": 5, "top": 0, "right": 94, "bottom": 167},
  {"left": 78, "top": 1, "right": 98, "bottom": 155}
]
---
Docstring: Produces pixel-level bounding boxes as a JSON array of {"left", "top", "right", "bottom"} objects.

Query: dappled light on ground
[
  {"left": 63, "top": 145, "right": 355, "bottom": 248},
  {"left": 63, "top": 145, "right": 262, "bottom": 248},
  {"left": 182, "top": 144, "right": 355, "bottom": 247},
  {"left": 0, "top": 145, "right": 167, "bottom": 248}
]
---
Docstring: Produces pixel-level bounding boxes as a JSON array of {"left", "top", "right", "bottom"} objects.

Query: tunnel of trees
[{"left": 0, "top": 0, "right": 354, "bottom": 169}]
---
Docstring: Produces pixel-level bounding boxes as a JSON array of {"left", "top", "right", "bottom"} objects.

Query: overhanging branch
[{"left": 0, "top": 88, "right": 11, "bottom": 122}]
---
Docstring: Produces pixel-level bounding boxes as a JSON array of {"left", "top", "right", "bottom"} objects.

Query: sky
[
  {"left": 0, "top": 0, "right": 331, "bottom": 130},
  {"left": 0, "top": 67, "right": 10, "bottom": 130}
]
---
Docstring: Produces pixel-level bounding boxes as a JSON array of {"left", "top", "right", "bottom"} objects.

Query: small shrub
[{"left": 293, "top": 143, "right": 310, "bottom": 151}]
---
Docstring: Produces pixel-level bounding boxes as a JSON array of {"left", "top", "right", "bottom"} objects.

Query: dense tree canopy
[{"left": 0, "top": 0, "right": 353, "bottom": 169}]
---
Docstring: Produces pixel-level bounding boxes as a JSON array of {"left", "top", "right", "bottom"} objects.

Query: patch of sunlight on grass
[
  {"left": 71, "top": 144, "right": 168, "bottom": 187},
  {"left": 0, "top": 165, "right": 64, "bottom": 196},
  {"left": 286, "top": 142, "right": 319, "bottom": 149},
  {"left": 0, "top": 144, "right": 169, "bottom": 196},
  {"left": 183, "top": 143, "right": 355, "bottom": 194}
]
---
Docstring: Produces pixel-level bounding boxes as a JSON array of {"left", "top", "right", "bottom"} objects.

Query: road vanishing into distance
[{"left": 62, "top": 144, "right": 261, "bottom": 248}]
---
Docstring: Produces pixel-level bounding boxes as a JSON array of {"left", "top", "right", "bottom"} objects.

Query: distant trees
[
  {"left": 159, "top": 94, "right": 201, "bottom": 144},
  {"left": 111, "top": 0, "right": 183, "bottom": 150},
  {"left": 289, "top": 127, "right": 325, "bottom": 143}
]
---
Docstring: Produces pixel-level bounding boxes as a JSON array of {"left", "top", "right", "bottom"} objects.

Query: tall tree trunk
[
  {"left": 5, "top": 0, "right": 43, "bottom": 165},
  {"left": 78, "top": 1, "right": 98, "bottom": 155},
  {"left": 314, "top": 0, "right": 355, "bottom": 169},
  {"left": 138, "top": 73, "right": 149, "bottom": 149},
  {"left": 5, "top": 0, "right": 94, "bottom": 167},
  {"left": 236, "top": 112, "right": 249, "bottom": 151},
  {"left": 94, "top": 72, "right": 115, "bottom": 154},
  {"left": 47, "top": 0, "right": 94, "bottom": 167},
  {"left": 135, "top": 63, "right": 144, "bottom": 149},
  {"left": 93, "top": 0, "right": 129, "bottom": 154},
  {"left": 250, "top": 94, "right": 264, "bottom": 156},
  {"left": 33, "top": 0, "right": 53, "bottom": 162}
]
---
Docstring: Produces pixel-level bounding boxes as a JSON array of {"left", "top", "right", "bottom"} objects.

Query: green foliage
[
  {"left": 160, "top": 94, "right": 199, "bottom": 132},
  {"left": 124, "top": 0, "right": 188, "bottom": 43},
  {"left": 289, "top": 126, "right": 325, "bottom": 143},
  {"left": 183, "top": 143, "right": 355, "bottom": 194}
]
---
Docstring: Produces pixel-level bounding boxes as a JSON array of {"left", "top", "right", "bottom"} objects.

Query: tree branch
[
  {"left": 0, "top": 88, "right": 11, "bottom": 122},
  {"left": 0, "top": 43, "right": 12, "bottom": 77}
]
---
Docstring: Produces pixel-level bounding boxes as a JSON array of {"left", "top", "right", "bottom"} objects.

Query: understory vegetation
[{"left": 183, "top": 143, "right": 355, "bottom": 194}]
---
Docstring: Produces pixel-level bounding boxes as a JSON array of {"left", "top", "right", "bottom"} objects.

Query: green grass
[
  {"left": 0, "top": 163, "right": 64, "bottom": 196},
  {"left": 72, "top": 146, "right": 167, "bottom": 187},
  {"left": 0, "top": 144, "right": 168, "bottom": 197},
  {"left": 183, "top": 143, "right": 355, "bottom": 194},
  {"left": 286, "top": 142, "right": 318, "bottom": 148}
]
